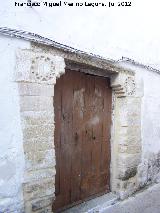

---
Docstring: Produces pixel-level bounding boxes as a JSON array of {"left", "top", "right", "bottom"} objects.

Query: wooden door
[{"left": 53, "top": 70, "right": 112, "bottom": 212}]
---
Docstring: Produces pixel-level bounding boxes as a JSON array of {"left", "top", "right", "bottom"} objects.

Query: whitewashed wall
[
  {"left": 1, "top": 0, "right": 160, "bottom": 211},
  {"left": 0, "top": 36, "right": 30, "bottom": 211},
  {"left": 139, "top": 68, "right": 160, "bottom": 185},
  {"left": 140, "top": 69, "right": 160, "bottom": 155}
]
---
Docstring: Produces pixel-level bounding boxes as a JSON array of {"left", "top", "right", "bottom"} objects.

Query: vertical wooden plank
[
  {"left": 101, "top": 78, "right": 111, "bottom": 192},
  {"left": 70, "top": 71, "right": 84, "bottom": 203},
  {"left": 59, "top": 70, "right": 73, "bottom": 207},
  {"left": 53, "top": 71, "right": 74, "bottom": 211},
  {"left": 90, "top": 76, "right": 104, "bottom": 194},
  {"left": 53, "top": 74, "right": 65, "bottom": 212},
  {"left": 81, "top": 74, "right": 95, "bottom": 199},
  {"left": 54, "top": 74, "right": 62, "bottom": 198}
]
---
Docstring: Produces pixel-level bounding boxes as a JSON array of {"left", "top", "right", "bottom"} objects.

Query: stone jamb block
[
  {"left": 24, "top": 167, "right": 56, "bottom": 183},
  {"left": 20, "top": 96, "right": 54, "bottom": 112},
  {"left": 23, "top": 178, "right": 55, "bottom": 201},
  {"left": 18, "top": 82, "right": 54, "bottom": 97}
]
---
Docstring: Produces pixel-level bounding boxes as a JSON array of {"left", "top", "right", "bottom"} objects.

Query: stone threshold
[{"left": 63, "top": 193, "right": 119, "bottom": 213}]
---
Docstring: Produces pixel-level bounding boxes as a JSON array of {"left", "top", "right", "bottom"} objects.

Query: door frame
[{"left": 15, "top": 47, "right": 142, "bottom": 212}]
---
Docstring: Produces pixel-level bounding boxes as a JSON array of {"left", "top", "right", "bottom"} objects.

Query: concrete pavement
[{"left": 102, "top": 183, "right": 160, "bottom": 213}]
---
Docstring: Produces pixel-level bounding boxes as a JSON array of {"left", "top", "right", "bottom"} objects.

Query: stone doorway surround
[{"left": 14, "top": 45, "right": 142, "bottom": 212}]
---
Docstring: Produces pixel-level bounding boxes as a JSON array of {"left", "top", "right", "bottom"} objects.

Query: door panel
[{"left": 53, "top": 70, "right": 112, "bottom": 212}]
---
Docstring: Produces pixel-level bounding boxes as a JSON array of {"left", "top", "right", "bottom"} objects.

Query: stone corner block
[
  {"left": 14, "top": 49, "right": 65, "bottom": 85},
  {"left": 111, "top": 71, "right": 136, "bottom": 97}
]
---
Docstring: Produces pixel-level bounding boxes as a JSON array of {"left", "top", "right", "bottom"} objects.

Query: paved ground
[
  {"left": 64, "top": 183, "right": 160, "bottom": 213},
  {"left": 102, "top": 183, "right": 160, "bottom": 213}
]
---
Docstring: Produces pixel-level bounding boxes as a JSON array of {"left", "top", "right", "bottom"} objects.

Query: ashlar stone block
[
  {"left": 23, "top": 178, "right": 55, "bottom": 201},
  {"left": 20, "top": 96, "right": 54, "bottom": 112}
]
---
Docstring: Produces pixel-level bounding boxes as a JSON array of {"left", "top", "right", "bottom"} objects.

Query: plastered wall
[
  {"left": 1, "top": 0, "right": 160, "bottom": 69},
  {"left": 0, "top": 37, "right": 30, "bottom": 212}
]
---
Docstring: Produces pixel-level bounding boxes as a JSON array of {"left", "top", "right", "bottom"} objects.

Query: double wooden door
[{"left": 53, "top": 70, "right": 112, "bottom": 212}]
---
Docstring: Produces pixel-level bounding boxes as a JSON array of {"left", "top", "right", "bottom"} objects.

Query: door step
[{"left": 63, "top": 193, "right": 118, "bottom": 213}]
